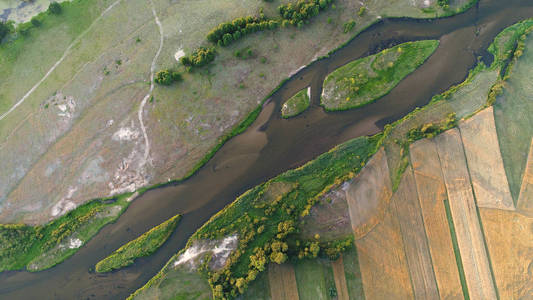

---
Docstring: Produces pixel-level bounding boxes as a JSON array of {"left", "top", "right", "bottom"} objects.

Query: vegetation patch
[
  {"left": 281, "top": 87, "right": 310, "bottom": 118},
  {"left": 321, "top": 40, "right": 439, "bottom": 111},
  {"left": 0, "top": 193, "right": 133, "bottom": 272},
  {"left": 294, "top": 258, "right": 337, "bottom": 300},
  {"left": 95, "top": 214, "right": 181, "bottom": 273},
  {"left": 130, "top": 135, "right": 382, "bottom": 299}
]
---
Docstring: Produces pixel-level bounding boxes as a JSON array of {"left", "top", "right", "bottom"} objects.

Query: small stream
[{"left": 1, "top": 0, "right": 533, "bottom": 298}]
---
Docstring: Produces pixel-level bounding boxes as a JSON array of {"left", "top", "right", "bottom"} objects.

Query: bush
[
  {"left": 154, "top": 70, "right": 182, "bottom": 85},
  {"left": 48, "top": 2, "right": 62, "bottom": 14},
  {"left": 180, "top": 47, "right": 216, "bottom": 68},
  {"left": 343, "top": 20, "right": 355, "bottom": 33},
  {"left": 278, "top": 0, "right": 334, "bottom": 26},
  {"left": 357, "top": 6, "right": 366, "bottom": 16},
  {"left": 31, "top": 17, "right": 42, "bottom": 27}
]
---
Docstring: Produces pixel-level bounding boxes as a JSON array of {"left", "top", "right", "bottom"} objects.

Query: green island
[
  {"left": 281, "top": 88, "right": 311, "bottom": 118},
  {"left": 0, "top": 192, "right": 133, "bottom": 272},
  {"left": 321, "top": 40, "right": 439, "bottom": 111},
  {"left": 95, "top": 214, "right": 181, "bottom": 273},
  {"left": 128, "top": 18, "right": 533, "bottom": 300}
]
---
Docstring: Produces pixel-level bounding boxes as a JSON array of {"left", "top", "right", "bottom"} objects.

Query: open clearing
[{"left": 346, "top": 148, "right": 392, "bottom": 238}]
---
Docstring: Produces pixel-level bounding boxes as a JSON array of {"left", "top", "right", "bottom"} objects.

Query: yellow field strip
[
  {"left": 410, "top": 138, "right": 464, "bottom": 299},
  {"left": 392, "top": 166, "right": 439, "bottom": 299},
  {"left": 355, "top": 204, "right": 414, "bottom": 299},
  {"left": 479, "top": 208, "right": 533, "bottom": 299},
  {"left": 435, "top": 128, "right": 497, "bottom": 300},
  {"left": 268, "top": 263, "right": 300, "bottom": 300}
]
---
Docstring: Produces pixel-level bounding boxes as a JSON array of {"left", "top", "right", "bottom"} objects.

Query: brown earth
[{"left": 268, "top": 263, "right": 300, "bottom": 300}]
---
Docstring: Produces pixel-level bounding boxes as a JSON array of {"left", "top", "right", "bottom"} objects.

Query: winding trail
[
  {"left": 138, "top": 0, "right": 164, "bottom": 164},
  {"left": 0, "top": 0, "right": 123, "bottom": 122}
]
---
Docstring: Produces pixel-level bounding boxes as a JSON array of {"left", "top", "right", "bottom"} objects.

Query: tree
[
  {"left": 48, "top": 2, "right": 62, "bottom": 14},
  {"left": 0, "top": 21, "right": 9, "bottom": 41},
  {"left": 31, "top": 17, "right": 41, "bottom": 27}
]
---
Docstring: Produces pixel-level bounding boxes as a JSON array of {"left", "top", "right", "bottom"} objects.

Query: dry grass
[
  {"left": 410, "top": 138, "right": 464, "bottom": 299},
  {"left": 268, "top": 262, "right": 299, "bottom": 300},
  {"left": 391, "top": 166, "right": 439, "bottom": 299},
  {"left": 479, "top": 208, "right": 533, "bottom": 299},
  {"left": 434, "top": 128, "right": 497, "bottom": 299},
  {"left": 355, "top": 204, "right": 413, "bottom": 299},
  {"left": 331, "top": 256, "right": 349, "bottom": 300},
  {"left": 459, "top": 106, "right": 514, "bottom": 210}
]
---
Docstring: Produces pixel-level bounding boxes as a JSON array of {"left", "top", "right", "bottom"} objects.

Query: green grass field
[
  {"left": 95, "top": 213, "right": 181, "bottom": 273},
  {"left": 493, "top": 21, "right": 533, "bottom": 201},
  {"left": 321, "top": 40, "right": 439, "bottom": 111},
  {"left": 294, "top": 258, "right": 337, "bottom": 300},
  {"left": 281, "top": 87, "right": 310, "bottom": 118},
  {"left": 342, "top": 247, "right": 365, "bottom": 300}
]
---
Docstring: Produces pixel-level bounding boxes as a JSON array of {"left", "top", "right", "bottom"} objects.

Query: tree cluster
[
  {"left": 407, "top": 113, "right": 457, "bottom": 142},
  {"left": 180, "top": 47, "right": 216, "bottom": 68},
  {"left": 278, "top": 0, "right": 334, "bottom": 27},
  {"left": 48, "top": 2, "right": 62, "bottom": 15},
  {"left": 154, "top": 70, "right": 182, "bottom": 85},
  {"left": 437, "top": 0, "right": 449, "bottom": 8},
  {"left": 207, "top": 16, "right": 280, "bottom": 47}
]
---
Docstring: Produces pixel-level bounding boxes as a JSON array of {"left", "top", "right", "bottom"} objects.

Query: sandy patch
[
  {"left": 112, "top": 126, "right": 140, "bottom": 142},
  {"left": 68, "top": 238, "right": 83, "bottom": 249},
  {"left": 173, "top": 235, "right": 238, "bottom": 271},
  {"left": 51, "top": 199, "right": 76, "bottom": 217},
  {"left": 174, "top": 49, "right": 185, "bottom": 62}
]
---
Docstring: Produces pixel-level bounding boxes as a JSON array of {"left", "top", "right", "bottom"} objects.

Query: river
[{"left": 1, "top": 0, "right": 533, "bottom": 298}]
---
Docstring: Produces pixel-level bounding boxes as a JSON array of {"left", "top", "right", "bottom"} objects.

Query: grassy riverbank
[
  {"left": 95, "top": 214, "right": 181, "bottom": 273},
  {"left": 321, "top": 40, "right": 439, "bottom": 111},
  {"left": 0, "top": 192, "right": 133, "bottom": 272}
]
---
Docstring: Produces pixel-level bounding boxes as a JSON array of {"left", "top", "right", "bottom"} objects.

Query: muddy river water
[{"left": 2, "top": 0, "right": 533, "bottom": 298}]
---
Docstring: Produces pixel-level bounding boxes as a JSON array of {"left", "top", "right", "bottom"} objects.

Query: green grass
[
  {"left": 321, "top": 40, "right": 439, "bottom": 111},
  {"left": 281, "top": 88, "right": 310, "bottom": 118},
  {"left": 342, "top": 247, "right": 365, "bottom": 300},
  {"left": 0, "top": 192, "right": 133, "bottom": 272},
  {"left": 493, "top": 20, "right": 533, "bottom": 201},
  {"left": 95, "top": 214, "right": 181, "bottom": 273},
  {"left": 294, "top": 258, "right": 337, "bottom": 300}
]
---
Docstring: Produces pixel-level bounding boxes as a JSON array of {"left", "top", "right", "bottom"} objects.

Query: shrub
[
  {"left": 154, "top": 70, "right": 182, "bottom": 85},
  {"left": 48, "top": 2, "right": 62, "bottom": 15},
  {"left": 180, "top": 47, "right": 216, "bottom": 68},
  {"left": 31, "top": 17, "right": 42, "bottom": 27},
  {"left": 357, "top": 6, "right": 366, "bottom": 16},
  {"left": 343, "top": 20, "right": 356, "bottom": 33},
  {"left": 0, "top": 21, "right": 11, "bottom": 41}
]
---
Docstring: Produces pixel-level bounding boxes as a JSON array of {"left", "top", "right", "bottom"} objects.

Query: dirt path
[
  {"left": 138, "top": 0, "right": 164, "bottom": 165},
  {"left": 0, "top": 0, "right": 123, "bottom": 122}
]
